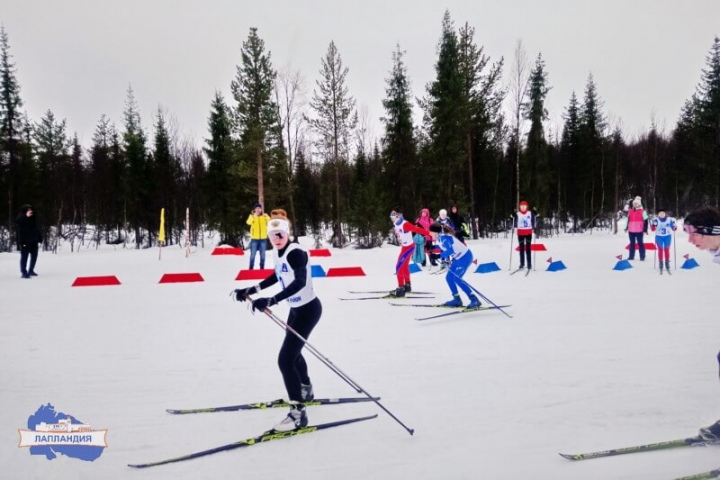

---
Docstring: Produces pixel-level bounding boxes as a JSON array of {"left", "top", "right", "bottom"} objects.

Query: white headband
[{"left": 267, "top": 218, "right": 290, "bottom": 235}]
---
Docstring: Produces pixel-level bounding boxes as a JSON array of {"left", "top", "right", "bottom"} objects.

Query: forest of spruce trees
[{"left": 1, "top": 12, "right": 719, "bottom": 251}]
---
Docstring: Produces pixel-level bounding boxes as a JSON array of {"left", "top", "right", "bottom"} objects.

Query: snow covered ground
[{"left": 1, "top": 230, "right": 719, "bottom": 480}]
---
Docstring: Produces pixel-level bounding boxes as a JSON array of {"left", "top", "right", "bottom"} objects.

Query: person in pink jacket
[
  {"left": 414, "top": 208, "right": 435, "bottom": 266},
  {"left": 625, "top": 196, "right": 648, "bottom": 261}
]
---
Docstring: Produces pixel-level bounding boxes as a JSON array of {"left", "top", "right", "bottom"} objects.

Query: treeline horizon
[{"left": 1, "top": 11, "right": 719, "bottom": 250}]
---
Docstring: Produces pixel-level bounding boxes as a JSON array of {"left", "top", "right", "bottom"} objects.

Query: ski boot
[
  {"left": 301, "top": 383, "right": 314, "bottom": 402},
  {"left": 466, "top": 295, "right": 481, "bottom": 309},
  {"left": 391, "top": 287, "right": 405, "bottom": 298},
  {"left": 443, "top": 294, "right": 462, "bottom": 307},
  {"left": 273, "top": 401, "right": 308, "bottom": 432}
]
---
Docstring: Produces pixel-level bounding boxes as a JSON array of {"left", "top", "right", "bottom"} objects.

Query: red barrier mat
[
  {"left": 326, "top": 267, "right": 366, "bottom": 277},
  {"left": 159, "top": 273, "right": 204, "bottom": 283},
  {"left": 212, "top": 247, "right": 244, "bottom": 255},
  {"left": 72, "top": 275, "right": 121, "bottom": 287},
  {"left": 624, "top": 243, "right": 657, "bottom": 250},
  {"left": 514, "top": 243, "right": 547, "bottom": 251},
  {"left": 236, "top": 269, "right": 274, "bottom": 280}
]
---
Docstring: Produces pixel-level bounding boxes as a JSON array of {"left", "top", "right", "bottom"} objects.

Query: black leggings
[
  {"left": 278, "top": 298, "right": 322, "bottom": 402},
  {"left": 20, "top": 244, "right": 39, "bottom": 275},
  {"left": 517, "top": 234, "right": 532, "bottom": 268}
]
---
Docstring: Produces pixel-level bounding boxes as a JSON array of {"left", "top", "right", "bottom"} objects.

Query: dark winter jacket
[
  {"left": 448, "top": 209, "right": 465, "bottom": 233},
  {"left": 15, "top": 205, "right": 42, "bottom": 249}
]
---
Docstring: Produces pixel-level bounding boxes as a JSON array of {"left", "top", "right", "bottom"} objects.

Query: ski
[
  {"left": 672, "top": 468, "right": 720, "bottom": 480},
  {"left": 166, "top": 396, "right": 380, "bottom": 415},
  {"left": 340, "top": 294, "right": 434, "bottom": 301},
  {"left": 127, "top": 414, "right": 377, "bottom": 468},
  {"left": 415, "top": 305, "right": 511, "bottom": 321},
  {"left": 389, "top": 302, "right": 466, "bottom": 308},
  {"left": 509, "top": 267, "right": 524, "bottom": 275},
  {"left": 559, "top": 435, "right": 719, "bottom": 461},
  {"left": 347, "top": 290, "right": 434, "bottom": 295},
  {"left": 525, "top": 268, "right": 531, "bottom": 276}
]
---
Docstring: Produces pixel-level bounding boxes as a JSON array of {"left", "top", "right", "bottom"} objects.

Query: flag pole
[
  {"left": 185, "top": 207, "right": 190, "bottom": 258},
  {"left": 159, "top": 208, "right": 166, "bottom": 260}
]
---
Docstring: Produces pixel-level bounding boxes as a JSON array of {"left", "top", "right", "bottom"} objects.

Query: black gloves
[
  {"left": 233, "top": 286, "right": 258, "bottom": 302},
  {"left": 233, "top": 286, "right": 277, "bottom": 311},
  {"left": 252, "top": 297, "right": 276, "bottom": 312}
]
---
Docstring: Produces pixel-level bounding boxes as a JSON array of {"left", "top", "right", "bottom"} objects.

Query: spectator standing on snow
[
  {"left": 246, "top": 202, "right": 271, "bottom": 269},
  {"left": 412, "top": 224, "right": 426, "bottom": 266},
  {"left": 448, "top": 205, "right": 469, "bottom": 243},
  {"left": 436, "top": 209, "right": 454, "bottom": 230},
  {"left": 513, "top": 200, "right": 536, "bottom": 272},
  {"left": 625, "top": 196, "right": 648, "bottom": 261},
  {"left": 15, "top": 204, "right": 42, "bottom": 279},
  {"left": 414, "top": 208, "right": 436, "bottom": 266}
]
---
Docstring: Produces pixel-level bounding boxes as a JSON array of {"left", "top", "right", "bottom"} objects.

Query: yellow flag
[{"left": 159, "top": 208, "right": 166, "bottom": 243}]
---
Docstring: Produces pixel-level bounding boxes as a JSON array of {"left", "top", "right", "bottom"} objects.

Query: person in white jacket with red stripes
[{"left": 513, "top": 200, "right": 536, "bottom": 271}]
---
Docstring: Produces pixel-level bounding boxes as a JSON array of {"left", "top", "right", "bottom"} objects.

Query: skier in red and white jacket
[{"left": 390, "top": 207, "right": 430, "bottom": 297}]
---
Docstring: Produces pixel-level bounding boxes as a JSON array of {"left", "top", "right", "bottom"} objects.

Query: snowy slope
[{"left": 1, "top": 231, "right": 718, "bottom": 480}]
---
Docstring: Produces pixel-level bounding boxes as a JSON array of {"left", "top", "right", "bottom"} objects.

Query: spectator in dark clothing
[
  {"left": 15, "top": 204, "right": 42, "bottom": 279},
  {"left": 448, "top": 205, "right": 468, "bottom": 242}
]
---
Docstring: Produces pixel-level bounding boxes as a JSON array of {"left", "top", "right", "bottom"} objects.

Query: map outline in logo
[{"left": 18, "top": 403, "right": 108, "bottom": 462}]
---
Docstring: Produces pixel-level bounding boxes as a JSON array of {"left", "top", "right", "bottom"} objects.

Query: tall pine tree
[
  {"left": 0, "top": 26, "right": 26, "bottom": 244},
  {"left": 457, "top": 21, "right": 504, "bottom": 237},
  {"left": 152, "top": 109, "right": 181, "bottom": 244},
  {"left": 204, "top": 91, "right": 240, "bottom": 245},
  {"left": 695, "top": 37, "right": 720, "bottom": 204},
  {"left": 381, "top": 44, "right": 415, "bottom": 211},
  {"left": 122, "top": 87, "right": 150, "bottom": 248},
  {"left": 33, "top": 110, "right": 70, "bottom": 242},
  {"left": 560, "top": 92, "right": 582, "bottom": 228},
  {"left": 522, "top": 53, "right": 550, "bottom": 214},
  {"left": 423, "top": 11, "right": 464, "bottom": 203},
  {"left": 231, "top": 27, "right": 279, "bottom": 208},
  {"left": 307, "top": 41, "right": 357, "bottom": 247},
  {"left": 578, "top": 74, "right": 607, "bottom": 223}
]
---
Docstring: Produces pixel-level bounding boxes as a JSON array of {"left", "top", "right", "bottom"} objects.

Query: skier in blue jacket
[{"left": 429, "top": 222, "right": 480, "bottom": 308}]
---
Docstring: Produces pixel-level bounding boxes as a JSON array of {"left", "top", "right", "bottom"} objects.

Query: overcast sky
[{"left": 2, "top": 0, "right": 719, "bottom": 149}]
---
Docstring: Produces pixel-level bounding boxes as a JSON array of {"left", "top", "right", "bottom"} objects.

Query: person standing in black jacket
[
  {"left": 15, "top": 204, "right": 42, "bottom": 278},
  {"left": 448, "top": 205, "right": 467, "bottom": 242}
]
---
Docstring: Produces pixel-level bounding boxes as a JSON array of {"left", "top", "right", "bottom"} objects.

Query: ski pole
[
  {"left": 508, "top": 220, "right": 515, "bottom": 271},
  {"left": 448, "top": 269, "right": 513, "bottom": 319},
  {"left": 673, "top": 230, "right": 677, "bottom": 270},
  {"left": 532, "top": 233, "right": 536, "bottom": 271},
  {"left": 244, "top": 296, "right": 415, "bottom": 436},
  {"left": 653, "top": 243, "right": 657, "bottom": 269}
]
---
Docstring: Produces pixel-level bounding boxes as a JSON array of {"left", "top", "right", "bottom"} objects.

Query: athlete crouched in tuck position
[
  {"left": 429, "top": 222, "right": 480, "bottom": 309},
  {"left": 233, "top": 209, "right": 321, "bottom": 432}
]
